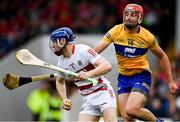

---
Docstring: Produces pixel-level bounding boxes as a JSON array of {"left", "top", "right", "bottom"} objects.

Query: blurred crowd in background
[
  {"left": 0, "top": 0, "right": 175, "bottom": 58},
  {"left": 146, "top": 53, "right": 180, "bottom": 120},
  {"left": 0, "top": 0, "right": 179, "bottom": 120}
]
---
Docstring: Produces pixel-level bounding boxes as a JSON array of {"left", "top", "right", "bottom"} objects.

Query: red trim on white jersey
[
  {"left": 76, "top": 63, "right": 95, "bottom": 73},
  {"left": 72, "top": 45, "right": 75, "bottom": 54},
  {"left": 79, "top": 84, "right": 93, "bottom": 91},
  {"left": 57, "top": 44, "right": 110, "bottom": 96},
  {"left": 78, "top": 78, "right": 104, "bottom": 91},
  {"left": 81, "top": 85, "right": 107, "bottom": 96},
  {"left": 87, "top": 48, "right": 97, "bottom": 57}
]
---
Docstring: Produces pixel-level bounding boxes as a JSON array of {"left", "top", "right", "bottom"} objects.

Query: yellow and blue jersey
[{"left": 102, "top": 23, "right": 158, "bottom": 76}]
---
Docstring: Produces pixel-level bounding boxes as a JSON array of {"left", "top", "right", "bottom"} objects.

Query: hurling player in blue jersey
[{"left": 94, "top": 3, "right": 177, "bottom": 122}]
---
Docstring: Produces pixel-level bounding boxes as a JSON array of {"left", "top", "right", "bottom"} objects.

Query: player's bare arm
[
  {"left": 150, "top": 44, "right": 178, "bottom": 95},
  {"left": 88, "top": 57, "right": 112, "bottom": 77},
  {"left": 94, "top": 41, "right": 110, "bottom": 54},
  {"left": 56, "top": 77, "right": 72, "bottom": 110},
  {"left": 78, "top": 57, "right": 112, "bottom": 80}
]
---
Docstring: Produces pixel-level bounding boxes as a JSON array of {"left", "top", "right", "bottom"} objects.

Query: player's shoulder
[
  {"left": 111, "top": 23, "right": 124, "bottom": 30},
  {"left": 75, "top": 44, "right": 91, "bottom": 51},
  {"left": 107, "top": 24, "right": 124, "bottom": 37},
  {"left": 75, "top": 44, "right": 95, "bottom": 57},
  {"left": 140, "top": 26, "right": 156, "bottom": 43}
]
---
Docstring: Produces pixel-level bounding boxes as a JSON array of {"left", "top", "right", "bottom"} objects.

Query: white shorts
[{"left": 79, "top": 86, "right": 117, "bottom": 116}]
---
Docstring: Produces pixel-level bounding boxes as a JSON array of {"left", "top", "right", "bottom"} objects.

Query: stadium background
[{"left": 0, "top": 0, "right": 180, "bottom": 121}]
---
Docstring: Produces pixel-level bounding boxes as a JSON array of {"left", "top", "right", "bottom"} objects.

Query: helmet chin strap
[
  {"left": 55, "top": 39, "right": 68, "bottom": 56},
  {"left": 138, "top": 13, "right": 142, "bottom": 24},
  {"left": 57, "top": 39, "right": 65, "bottom": 48}
]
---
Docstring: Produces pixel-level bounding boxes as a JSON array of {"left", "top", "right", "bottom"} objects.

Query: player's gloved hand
[
  {"left": 78, "top": 71, "right": 91, "bottom": 80},
  {"left": 62, "top": 99, "right": 72, "bottom": 111}
]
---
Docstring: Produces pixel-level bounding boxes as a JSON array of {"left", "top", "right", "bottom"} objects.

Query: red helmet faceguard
[{"left": 123, "top": 4, "right": 143, "bottom": 24}]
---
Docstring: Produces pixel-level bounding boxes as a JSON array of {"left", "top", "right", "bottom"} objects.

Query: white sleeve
[{"left": 81, "top": 45, "right": 102, "bottom": 65}]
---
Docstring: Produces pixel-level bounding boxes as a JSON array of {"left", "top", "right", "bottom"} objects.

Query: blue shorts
[{"left": 117, "top": 70, "right": 152, "bottom": 96}]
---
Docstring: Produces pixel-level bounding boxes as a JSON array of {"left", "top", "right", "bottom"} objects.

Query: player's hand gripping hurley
[{"left": 16, "top": 49, "right": 98, "bottom": 86}]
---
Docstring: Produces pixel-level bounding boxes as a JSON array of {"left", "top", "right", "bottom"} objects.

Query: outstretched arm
[
  {"left": 93, "top": 41, "right": 110, "bottom": 54},
  {"left": 150, "top": 45, "right": 177, "bottom": 95},
  {"left": 56, "top": 77, "right": 72, "bottom": 110}
]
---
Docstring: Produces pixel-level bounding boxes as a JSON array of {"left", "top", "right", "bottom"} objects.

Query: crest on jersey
[
  {"left": 77, "top": 60, "right": 82, "bottom": 66},
  {"left": 128, "top": 39, "right": 134, "bottom": 46}
]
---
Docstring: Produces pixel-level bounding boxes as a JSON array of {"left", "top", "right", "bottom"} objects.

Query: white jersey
[{"left": 57, "top": 44, "right": 111, "bottom": 96}]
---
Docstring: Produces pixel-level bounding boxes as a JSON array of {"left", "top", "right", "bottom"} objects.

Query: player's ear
[{"left": 63, "top": 38, "right": 66, "bottom": 44}]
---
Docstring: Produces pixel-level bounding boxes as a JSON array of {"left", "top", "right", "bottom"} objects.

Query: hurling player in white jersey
[{"left": 49, "top": 27, "right": 117, "bottom": 121}]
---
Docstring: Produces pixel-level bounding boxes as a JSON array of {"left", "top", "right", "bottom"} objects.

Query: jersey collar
[
  {"left": 72, "top": 44, "right": 75, "bottom": 54},
  {"left": 123, "top": 23, "right": 141, "bottom": 34}
]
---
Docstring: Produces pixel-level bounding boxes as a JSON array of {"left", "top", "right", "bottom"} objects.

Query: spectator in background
[
  {"left": 146, "top": 68, "right": 172, "bottom": 118},
  {"left": 27, "top": 81, "right": 62, "bottom": 121},
  {"left": 171, "top": 53, "right": 180, "bottom": 120},
  {"left": 146, "top": 53, "right": 180, "bottom": 120},
  {"left": 48, "top": 90, "right": 63, "bottom": 121},
  {"left": 27, "top": 82, "right": 50, "bottom": 121},
  {"left": 0, "top": 0, "right": 174, "bottom": 61}
]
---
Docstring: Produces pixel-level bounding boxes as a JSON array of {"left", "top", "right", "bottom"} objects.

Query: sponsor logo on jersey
[{"left": 124, "top": 47, "right": 136, "bottom": 53}]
